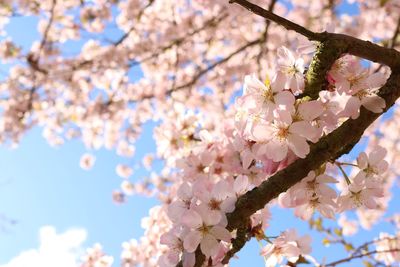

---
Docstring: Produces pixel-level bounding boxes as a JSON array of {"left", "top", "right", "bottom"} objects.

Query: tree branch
[
  {"left": 228, "top": 0, "right": 321, "bottom": 41},
  {"left": 323, "top": 249, "right": 400, "bottom": 267},
  {"left": 229, "top": 0, "right": 400, "bottom": 69},
  {"left": 302, "top": 39, "right": 347, "bottom": 99}
]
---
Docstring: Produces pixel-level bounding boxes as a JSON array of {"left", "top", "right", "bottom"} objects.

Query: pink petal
[
  {"left": 275, "top": 91, "right": 295, "bottom": 107},
  {"left": 287, "top": 134, "right": 309, "bottom": 158},
  {"left": 182, "top": 210, "right": 202, "bottom": 229},
  {"left": 357, "top": 152, "right": 368, "bottom": 169},
  {"left": 182, "top": 252, "right": 195, "bottom": 267},
  {"left": 366, "top": 72, "right": 386, "bottom": 89},
  {"left": 345, "top": 96, "right": 361, "bottom": 119},
  {"left": 168, "top": 201, "right": 187, "bottom": 222},
  {"left": 278, "top": 46, "right": 295, "bottom": 64},
  {"left": 244, "top": 74, "right": 267, "bottom": 95},
  {"left": 369, "top": 146, "right": 386, "bottom": 166},
  {"left": 183, "top": 231, "right": 202, "bottom": 253},
  {"left": 178, "top": 182, "right": 193, "bottom": 200},
  {"left": 212, "top": 180, "right": 230, "bottom": 200},
  {"left": 290, "top": 121, "right": 317, "bottom": 140},
  {"left": 221, "top": 197, "right": 237, "bottom": 213},
  {"left": 275, "top": 109, "right": 292, "bottom": 125},
  {"left": 266, "top": 140, "right": 288, "bottom": 162},
  {"left": 210, "top": 225, "right": 232, "bottom": 242},
  {"left": 361, "top": 95, "right": 385, "bottom": 113},
  {"left": 298, "top": 101, "right": 324, "bottom": 121},
  {"left": 200, "top": 235, "right": 219, "bottom": 257},
  {"left": 250, "top": 122, "right": 273, "bottom": 142},
  {"left": 271, "top": 72, "right": 286, "bottom": 92},
  {"left": 197, "top": 205, "right": 221, "bottom": 226},
  {"left": 234, "top": 175, "right": 249, "bottom": 195}
]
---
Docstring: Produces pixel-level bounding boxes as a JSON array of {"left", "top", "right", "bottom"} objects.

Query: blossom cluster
[
  {"left": 151, "top": 47, "right": 391, "bottom": 266},
  {"left": 374, "top": 233, "right": 400, "bottom": 265},
  {"left": 1, "top": 0, "right": 399, "bottom": 266},
  {"left": 261, "top": 229, "right": 311, "bottom": 267},
  {"left": 80, "top": 243, "right": 114, "bottom": 267}
]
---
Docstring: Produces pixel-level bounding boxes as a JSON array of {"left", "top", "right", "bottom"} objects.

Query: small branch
[
  {"left": 323, "top": 249, "right": 400, "bottom": 267},
  {"left": 138, "top": 37, "right": 264, "bottom": 101},
  {"left": 113, "top": 0, "right": 156, "bottom": 46},
  {"left": 335, "top": 162, "right": 351, "bottom": 185},
  {"left": 229, "top": 0, "right": 321, "bottom": 41},
  {"left": 350, "top": 236, "right": 399, "bottom": 258},
  {"left": 375, "top": 15, "right": 400, "bottom": 73},
  {"left": 72, "top": 13, "right": 228, "bottom": 72},
  {"left": 303, "top": 39, "right": 347, "bottom": 99},
  {"left": 27, "top": 0, "right": 57, "bottom": 75},
  {"left": 389, "top": 16, "right": 400, "bottom": 49},
  {"left": 229, "top": 0, "right": 400, "bottom": 69},
  {"left": 255, "top": 0, "right": 278, "bottom": 77},
  {"left": 222, "top": 223, "right": 251, "bottom": 264},
  {"left": 38, "top": 0, "right": 57, "bottom": 55}
]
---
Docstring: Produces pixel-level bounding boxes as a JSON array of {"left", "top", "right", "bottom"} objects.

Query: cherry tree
[{"left": 1, "top": 0, "right": 400, "bottom": 266}]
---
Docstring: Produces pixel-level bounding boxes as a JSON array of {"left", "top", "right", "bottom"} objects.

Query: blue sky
[
  {"left": 0, "top": 1, "right": 399, "bottom": 267},
  {"left": 0, "top": 127, "right": 159, "bottom": 264}
]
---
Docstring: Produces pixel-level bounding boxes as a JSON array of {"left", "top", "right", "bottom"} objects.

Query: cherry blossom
[
  {"left": 260, "top": 229, "right": 311, "bottom": 267},
  {"left": 182, "top": 206, "right": 231, "bottom": 258},
  {"left": 337, "top": 174, "right": 384, "bottom": 212},
  {"left": 374, "top": 233, "right": 400, "bottom": 265},
  {"left": 242, "top": 74, "right": 295, "bottom": 121},
  {"left": 275, "top": 47, "right": 306, "bottom": 94},
  {"left": 251, "top": 109, "right": 313, "bottom": 161},
  {"left": 116, "top": 164, "right": 133, "bottom": 179},
  {"left": 356, "top": 146, "right": 388, "bottom": 180},
  {"left": 80, "top": 153, "right": 96, "bottom": 170},
  {"left": 279, "top": 170, "right": 337, "bottom": 220},
  {"left": 2, "top": 0, "right": 400, "bottom": 266}
]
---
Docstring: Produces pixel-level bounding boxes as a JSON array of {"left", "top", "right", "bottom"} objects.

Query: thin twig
[
  {"left": 323, "top": 249, "right": 400, "bottom": 266},
  {"left": 229, "top": 0, "right": 322, "bottom": 41}
]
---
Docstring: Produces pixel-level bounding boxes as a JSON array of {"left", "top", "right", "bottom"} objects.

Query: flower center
[
  {"left": 208, "top": 198, "right": 222, "bottom": 210},
  {"left": 351, "top": 191, "right": 363, "bottom": 206},
  {"left": 354, "top": 89, "right": 369, "bottom": 99},
  {"left": 276, "top": 127, "right": 290, "bottom": 140},
  {"left": 364, "top": 164, "right": 378, "bottom": 177},
  {"left": 285, "top": 64, "right": 300, "bottom": 75},
  {"left": 262, "top": 88, "right": 274, "bottom": 102},
  {"left": 198, "top": 224, "right": 211, "bottom": 235}
]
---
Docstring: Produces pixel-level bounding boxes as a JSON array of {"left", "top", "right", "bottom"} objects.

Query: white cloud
[{"left": 1, "top": 225, "right": 87, "bottom": 267}]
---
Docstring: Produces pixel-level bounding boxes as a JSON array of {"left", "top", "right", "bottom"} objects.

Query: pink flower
[
  {"left": 338, "top": 215, "right": 358, "bottom": 236},
  {"left": 250, "top": 206, "right": 271, "bottom": 230},
  {"left": 242, "top": 74, "right": 295, "bottom": 121},
  {"left": 194, "top": 180, "right": 237, "bottom": 225},
  {"left": 328, "top": 56, "right": 387, "bottom": 119},
  {"left": 80, "top": 153, "right": 95, "bottom": 170},
  {"left": 182, "top": 206, "right": 231, "bottom": 258},
  {"left": 116, "top": 164, "right": 133, "bottom": 178},
  {"left": 279, "top": 171, "right": 337, "bottom": 220},
  {"left": 160, "top": 227, "right": 195, "bottom": 267},
  {"left": 168, "top": 183, "right": 194, "bottom": 223},
  {"left": 233, "top": 175, "right": 249, "bottom": 196},
  {"left": 275, "top": 46, "right": 306, "bottom": 94},
  {"left": 337, "top": 174, "right": 384, "bottom": 212},
  {"left": 374, "top": 233, "right": 400, "bottom": 265},
  {"left": 357, "top": 146, "right": 388, "bottom": 180},
  {"left": 181, "top": 152, "right": 214, "bottom": 181},
  {"left": 261, "top": 229, "right": 311, "bottom": 266},
  {"left": 251, "top": 110, "right": 312, "bottom": 162}
]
